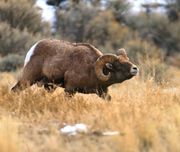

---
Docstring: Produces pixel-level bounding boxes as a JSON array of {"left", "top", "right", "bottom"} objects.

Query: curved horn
[
  {"left": 95, "top": 54, "right": 118, "bottom": 81},
  {"left": 116, "top": 48, "right": 127, "bottom": 56}
]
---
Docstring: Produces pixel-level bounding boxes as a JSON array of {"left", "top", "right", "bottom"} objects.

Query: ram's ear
[{"left": 116, "top": 48, "right": 127, "bottom": 56}]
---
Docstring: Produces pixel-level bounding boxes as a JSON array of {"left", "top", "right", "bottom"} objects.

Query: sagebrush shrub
[{"left": 0, "top": 54, "right": 24, "bottom": 72}]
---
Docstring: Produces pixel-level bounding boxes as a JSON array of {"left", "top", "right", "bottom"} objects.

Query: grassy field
[{"left": 0, "top": 67, "right": 179, "bottom": 152}]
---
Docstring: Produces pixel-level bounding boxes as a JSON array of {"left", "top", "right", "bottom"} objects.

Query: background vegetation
[
  {"left": 0, "top": 0, "right": 179, "bottom": 152},
  {"left": 0, "top": 0, "right": 51, "bottom": 71},
  {"left": 0, "top": 0, "right": 179, "bottom": 81}
]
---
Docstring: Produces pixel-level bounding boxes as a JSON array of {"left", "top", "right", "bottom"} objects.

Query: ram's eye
[
  {"left": 113, "top": 62, "right": 121, "bottom": 70},
  {"left": 116, "top": 66, "right": 122, "bottom": 70},
  {"left": 105, "top": 63, "right": 113, "bottom": 70}
]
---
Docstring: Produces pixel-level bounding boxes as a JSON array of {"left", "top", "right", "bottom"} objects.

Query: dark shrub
[{"left": 0, "top": 54, "right": 24, "bottom": 72}]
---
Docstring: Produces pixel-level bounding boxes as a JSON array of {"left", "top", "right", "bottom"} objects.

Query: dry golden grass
[{"left": 0, "top": 67, "right": 179, "bottom": 152}]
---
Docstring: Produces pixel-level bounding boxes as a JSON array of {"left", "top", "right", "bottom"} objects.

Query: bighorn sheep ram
[{"left": 12, "top": 39, "right": 139, "bottom": 100}]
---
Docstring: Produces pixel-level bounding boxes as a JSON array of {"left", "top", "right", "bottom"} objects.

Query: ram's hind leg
[
  {"left": 11, "top": 81, "right": 22, "bottom": 92},
  {"left": 12, "top": 56, "right": 45, "bottom": 92},
  {"left": 11, "top": 80, "right": 32, "bottom": 92},
  {"left": 64, "top": 71, "right": 77, "bottom": 98},
  {"left": 37, "top": 77, "right": 65, "bottom": 92},
  {"left": 97, "top": 87, "right": 111, "bottom": 101}
]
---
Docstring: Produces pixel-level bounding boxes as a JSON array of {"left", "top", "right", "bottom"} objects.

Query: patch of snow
[
  {"left": 102, "top": 131, "right": 120, "bottom": 136},
  {"left": 36, "top": 0, "right": 56, "bottom": 22},
  {"left": 60, "top": 123, "right": 121, "bottom": 137},
  {"left": 128, "top": 0, "right": 167, "bottom": 13},
  {"left": 36, "top": 0, "right": 56, "bottom": 32},
  {"left": 60, "top": 123, "right": 88, "bottom": 136}
]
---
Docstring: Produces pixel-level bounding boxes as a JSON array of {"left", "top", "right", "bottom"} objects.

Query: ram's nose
[{"left": 130, "top": 65, "right": 139, "bottom": 76}]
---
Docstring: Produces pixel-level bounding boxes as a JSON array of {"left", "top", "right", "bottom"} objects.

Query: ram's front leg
[
  {"left": 44, "top": 83, "right": 57, "bottom": 92},
  {"left": 63, "top": 71, "right": 78, "bottom": 99},
  {"left": 37, "top": 77, "right": 57, "bottom": 92},
  {"left": 64, "top": 88, "right": 76, "bottom": 99},
  {"left": 97, "top": 87, "right": 111, "bottom": 101}
]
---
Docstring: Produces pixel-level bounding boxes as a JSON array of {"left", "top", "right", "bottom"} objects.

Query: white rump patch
[{"left": 24, "top": 42, "right": 38, "bottom": 67}]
